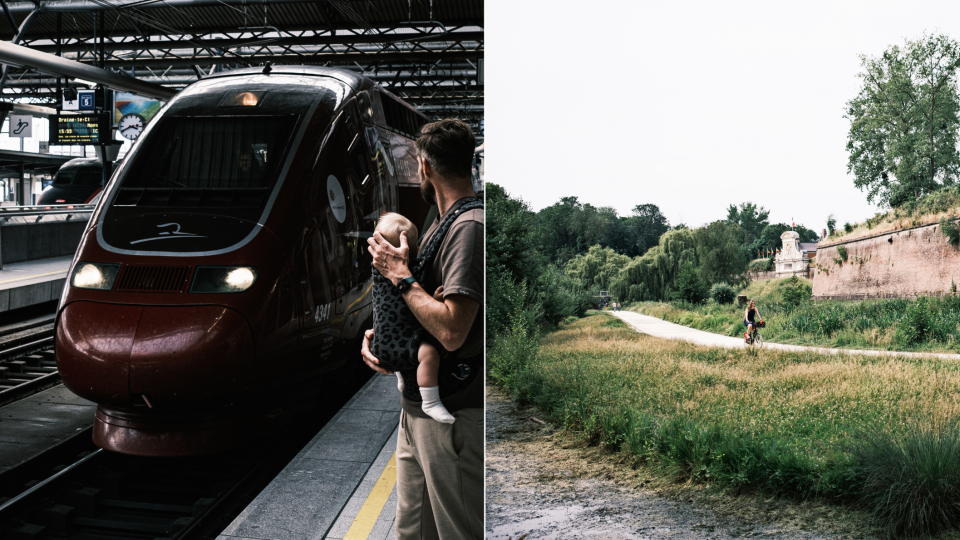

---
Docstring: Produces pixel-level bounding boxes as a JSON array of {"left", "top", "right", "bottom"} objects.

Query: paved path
[{"left": 609, "top": 310, "right": 960, "bottom": 360}]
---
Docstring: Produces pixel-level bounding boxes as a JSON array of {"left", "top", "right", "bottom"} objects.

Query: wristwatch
[{"left": 396, "top": 276, "right": 417, "bottom": 293}]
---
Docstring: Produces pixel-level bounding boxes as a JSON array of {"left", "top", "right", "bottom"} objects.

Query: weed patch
[{"left": 494, "top": 313, "right": 960, "bottom": 536}]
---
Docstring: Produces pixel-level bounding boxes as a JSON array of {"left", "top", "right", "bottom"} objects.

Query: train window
[
  {"left": 120, "top": 115, "right": 297, "bottom": 191},
  {"left": 53, "top": 167, "right": 103, "bottom": 186},
  {"left": 74, "top": 170, "right": 104, "bottom": 186}
]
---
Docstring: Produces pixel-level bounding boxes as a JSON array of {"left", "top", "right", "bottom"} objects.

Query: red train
[{"left": 55, "top": 66, "right": 433, "bottom": 456}]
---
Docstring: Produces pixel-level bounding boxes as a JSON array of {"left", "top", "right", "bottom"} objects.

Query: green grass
[
  {"left": 630, "top": 278, "right": 960, "bottom": 353},
  {"left": 489, "top": 313, "right": 960, "bottom": 536}
]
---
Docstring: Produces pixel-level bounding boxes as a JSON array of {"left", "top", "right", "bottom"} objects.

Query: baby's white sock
[
  {"left": 396, "top": 372, "right": 405, "bottom": 392},
  {"left": 420, "top": 386, "right": 455, "bottom": 424}
]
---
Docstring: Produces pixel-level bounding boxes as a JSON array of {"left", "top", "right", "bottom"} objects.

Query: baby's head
[{"left": 375, "top": 213, "right": 419, "bottom": 257}]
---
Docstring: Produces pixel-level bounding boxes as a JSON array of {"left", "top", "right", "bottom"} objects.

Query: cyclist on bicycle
[{"left": 744, "top": 300, "right": 763, "bottom": 343}]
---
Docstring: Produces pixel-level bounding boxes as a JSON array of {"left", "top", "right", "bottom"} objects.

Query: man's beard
[{"left": 420, "top": 175, "right": 437, "bottom": 205}]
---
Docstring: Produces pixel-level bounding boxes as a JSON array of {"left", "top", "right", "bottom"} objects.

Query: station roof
[
  {"left": 0, "top": 148, "right": 72, "bottom": 173},
  {"left": 0, "top": 0, "right": 483, "bottom": 137}
]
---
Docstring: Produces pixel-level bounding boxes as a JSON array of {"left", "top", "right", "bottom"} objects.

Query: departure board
[{"left": 49, "top": 114, "right": 111, "bottom": 145}]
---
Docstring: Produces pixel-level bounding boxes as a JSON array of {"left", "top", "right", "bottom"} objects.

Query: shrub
[
  {"left": 487, "top": 309, "right": 539, "bottom": 392},
  {"left": 781, "top": 276, "right": 811, "bottom": 308},
  {"left": 848, "top": 420, "right": 960, "bottom": 537},
  {"left": 671, "top": 262, "right": 708, "bottom": 304},
  {"left": 747, "top": 258, "right": 773, "bottom": 272},
  {"left": 896, "top": 297, "right": 931, "bottom": 345},
  {"left": 844, "top": 222, "right": 854, "bottom": 233},
  {"left": 709, "top": 282, "right": 737, "bottom": 304},
  {"left": 537, "top": 264, "right": 589, "bottom": 325},
  {"left": 940, "top": 217, "right": 960, "bottom": 246},
  {"left": 836, "top": 245, "right": 848, "bottom": 261}
]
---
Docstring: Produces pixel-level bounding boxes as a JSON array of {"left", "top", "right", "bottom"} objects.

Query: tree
[
  {"left": 537, "top": 196, "right": 582, "bottom": 263},
  {"left": 625, "top": 204, "right": 670, "bottom": 257},
  {"left": 672, "top": 261, "right": 708, "bottom": 303},
  {"left": 846, "top": 34, "right": 960, "bottom": 207},
  {"left": 487, "top": 183, "right": 542, "bottom": 285},
  {"left": 726, "top": 202, "right": 770, "bottom": 246},
  {"left": 565, "top": 245, "right": 632, "bottom": 293},
  {"left": 693, "top": 220, "right": 751, "bottom": 288},
  {"left": 752, "top": 223, "right": 819, "bottom": 254}
]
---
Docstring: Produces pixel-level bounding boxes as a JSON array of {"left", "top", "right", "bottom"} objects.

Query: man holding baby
[{"left": 362, "top": 118, "right": 483, "bottom": 540}]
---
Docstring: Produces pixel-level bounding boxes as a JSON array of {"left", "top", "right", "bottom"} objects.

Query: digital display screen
[{"left": 50, "top": 114, "right": 111, "bottom": 145}]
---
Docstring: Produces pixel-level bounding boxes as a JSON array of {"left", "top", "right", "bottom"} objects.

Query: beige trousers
[{"left": 395, "top": 407, "right": 483, "bottom": 540}]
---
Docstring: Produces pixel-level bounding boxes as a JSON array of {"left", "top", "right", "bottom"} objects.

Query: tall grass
[
  {"left": 633, "top": 278, "right": 960, "bottom": 353},
  {"left": 491, "top": 313, "right": 960, "bottom": 536}
]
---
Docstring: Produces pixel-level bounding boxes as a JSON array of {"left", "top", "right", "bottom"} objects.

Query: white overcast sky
[{"left": 485, "top": 1, "right": 960, "bottom": 234}]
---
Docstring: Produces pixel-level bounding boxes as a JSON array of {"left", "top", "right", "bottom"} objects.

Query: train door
[{"left": 298, "top": 100, "right": 363, "bottom": 354}]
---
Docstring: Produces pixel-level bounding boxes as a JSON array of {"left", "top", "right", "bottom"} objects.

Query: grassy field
[
  {"left": 631, "top": 277, "right": 960, "bottom": 353},
  {"left": 489, "top": 313, "right": 960, "bottom": 536}
]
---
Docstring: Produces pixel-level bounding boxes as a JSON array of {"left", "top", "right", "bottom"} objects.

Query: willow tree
[{"left": 846, "top": 34, "right": 960, "bottom": 208}]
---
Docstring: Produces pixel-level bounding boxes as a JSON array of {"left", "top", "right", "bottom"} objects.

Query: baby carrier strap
[{"left": 411, "top": 196, "right": 484, "bottom": 283}]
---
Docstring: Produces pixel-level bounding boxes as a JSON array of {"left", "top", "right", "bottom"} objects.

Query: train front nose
[{"left": 57, "top": 302, "right": 255, "bottom": 408}]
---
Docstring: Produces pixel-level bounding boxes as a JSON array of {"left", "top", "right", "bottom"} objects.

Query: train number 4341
[{"left": 314, "top": 303, "right": 332, "bottom": 322}]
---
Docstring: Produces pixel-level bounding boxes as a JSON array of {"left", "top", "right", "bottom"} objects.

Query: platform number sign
[{"left": 78, "top": 90, "right": 96, "bottom": 111}]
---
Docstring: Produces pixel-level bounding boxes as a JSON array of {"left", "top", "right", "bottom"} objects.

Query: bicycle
[{"left": 745, "top": 321, "right": 765, "bottom": 348}]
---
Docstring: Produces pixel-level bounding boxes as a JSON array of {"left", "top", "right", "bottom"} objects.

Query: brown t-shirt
[{"left": 401, "top": 202, "right": 484, "bottom": 417}]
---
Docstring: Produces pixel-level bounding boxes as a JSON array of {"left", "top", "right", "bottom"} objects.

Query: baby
[{"left": 373, "top": 213, "right": 454, "bottom": 424}]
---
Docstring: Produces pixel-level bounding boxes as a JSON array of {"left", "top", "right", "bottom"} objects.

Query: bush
[
  {"left": 781, "top": 276, "right": 811, "bottom": 308},
  {"left": 709, "top": 282, "right": 737, "bottom": 304},
  {"left": 837, "top": 245, "right": 848, "bottom": 261},
  {"left": 487, "top": 267, "right": 538, "bottom": 340},
  {"left": 896, "top": 297, "right": 931, "bottom": 345},
  {"left": 671, "top": 262, "right": 708, "bottom": 304},
  {"left": 487, "top": 315, "right": 539, "bottom": 393},
  {"left": 747, "top": 258, "right": 773, "bottom": 272},
  {"left": 537, "top": 264, "right": 589, "bottom": 325},
  {"left": 940, "top": 217, "right": 960, "bottom": 246},
  {"left": 844, "top": 222, "right": 854, "bottom": 233},
  {"left": 848, "top": 420, "right": 960, "bottom": 537}
]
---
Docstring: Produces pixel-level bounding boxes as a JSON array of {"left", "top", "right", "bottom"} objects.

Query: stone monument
[{"left": 775, "top": 231, "right": 810, "bottom": 278}]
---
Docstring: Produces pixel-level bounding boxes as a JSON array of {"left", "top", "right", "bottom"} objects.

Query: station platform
[
  {"left": 0, "top": 384, "right": 95, "bottom": 476},
  {"left": 0, "top": 255, "right": 72, "bottom": 312},
  {"left": 218, "top": 373, "right": 401, "bottom": 540}
]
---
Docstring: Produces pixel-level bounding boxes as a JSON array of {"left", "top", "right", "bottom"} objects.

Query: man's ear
[{"left": 419, "top": 156, "right": 433, "bottom": 178}]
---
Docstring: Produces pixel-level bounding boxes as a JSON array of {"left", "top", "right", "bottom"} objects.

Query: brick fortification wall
[{"left": 813, "top": 222, "right": 960, "bottom": 300}]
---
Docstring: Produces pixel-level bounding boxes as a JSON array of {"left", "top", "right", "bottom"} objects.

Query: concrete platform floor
[
  {"left": 0, "top": 384, "right": 95, "bottom": 476},
  {"left": 610, "top": 310, "right": 960, "bottom": 360},
  {"left": 0, "top": 255, "right": 71, "bottom": 312},
  {"left": 217, "top": 373, "right": 401, "bottom": 540}
]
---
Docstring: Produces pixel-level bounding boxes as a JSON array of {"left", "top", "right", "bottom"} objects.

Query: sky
[{"left": 485, "top": 0, "right": 960, "bottom": 235}]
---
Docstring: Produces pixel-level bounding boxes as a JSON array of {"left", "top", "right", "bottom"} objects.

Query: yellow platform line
[
  {"left": 0, "top": 269, "right": 69, "bottom": 285},
  {"left": 343, "top": 453, "right": 397, "bottom": 540}
]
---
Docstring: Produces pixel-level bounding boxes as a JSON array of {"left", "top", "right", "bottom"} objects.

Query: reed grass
[{"left": 489, "top": 313, "right": 960, "bottom": 536}]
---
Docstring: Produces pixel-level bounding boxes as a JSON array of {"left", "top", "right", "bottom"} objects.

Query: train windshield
[
  {"left": 99, "top": 74, "right": 343, "bottom": 254},
  {"left": 118, "top": 115, "right": 296, "bottom": 193},
  {"left": 54, "top": 167, "right": 102, "bottom": 186}
]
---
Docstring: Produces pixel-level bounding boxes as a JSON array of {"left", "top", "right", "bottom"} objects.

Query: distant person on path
[
  {"left": 361, "top": 118, "right": 483, "bottom": 540},
  {"left": 744, "top": 300, "right": 762, "bottom": 342}
]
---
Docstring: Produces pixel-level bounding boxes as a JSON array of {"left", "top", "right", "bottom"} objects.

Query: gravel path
[
  {"left": 610, "top": 310, "right": 960, "bottom": 360},
  {"left": 485, "top": 384, "right": 875, "bottom": 540}
]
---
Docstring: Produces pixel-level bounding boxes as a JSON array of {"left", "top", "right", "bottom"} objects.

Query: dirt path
[{"left": 485, "top": 384, "right": 884, "bottom": 540}]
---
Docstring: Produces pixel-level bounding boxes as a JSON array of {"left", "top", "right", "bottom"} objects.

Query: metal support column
[
  {"left": 17, "top": 162, "right": 23, "bottom": 206},
  {"left": 56, "top": 13, "right": 61, "bottom": 108}
]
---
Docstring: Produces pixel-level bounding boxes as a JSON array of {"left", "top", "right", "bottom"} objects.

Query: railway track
[
  {"left": 0, "top": 312, "right": 58, "bottom": 407},
  {"left": 0, "top": 359, "right": 372, "bottom": 540}
]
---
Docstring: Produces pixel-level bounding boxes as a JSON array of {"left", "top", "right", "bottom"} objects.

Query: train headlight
[
  {"left": 190, "top": 266, "right": 258, "bottom": 293},
  {"left": 71, "top": 262, "right": 120, "bottom": 290}
]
